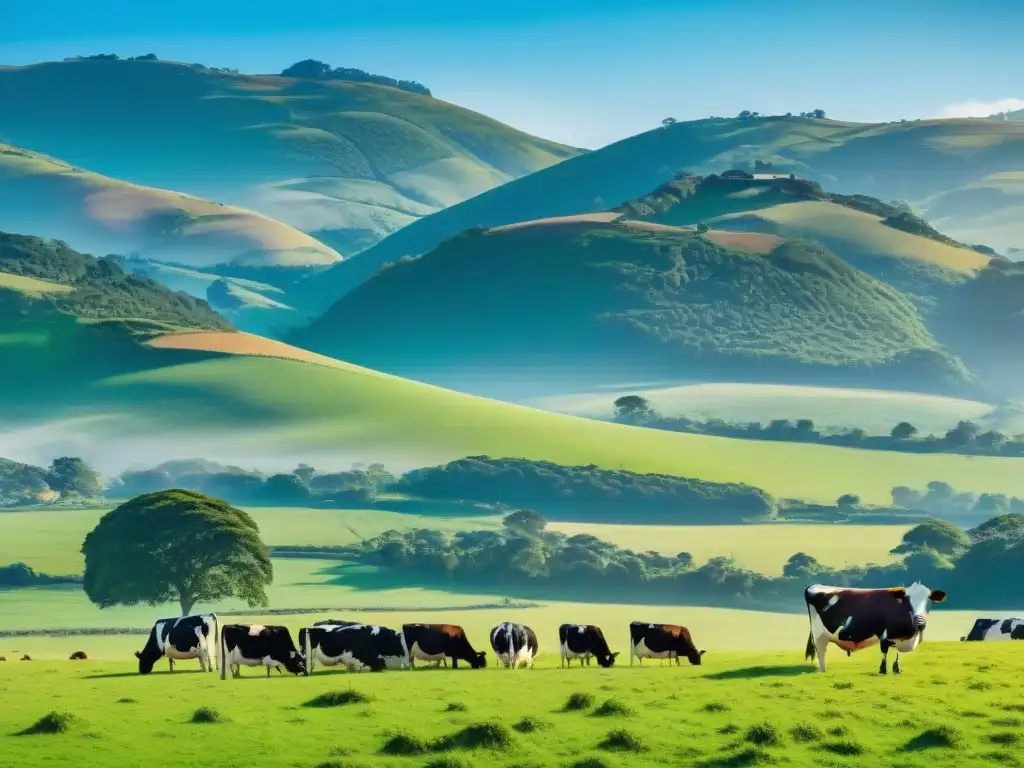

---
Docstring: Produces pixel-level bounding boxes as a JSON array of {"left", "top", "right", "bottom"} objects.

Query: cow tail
[
  {"left": 303, "top": 627, "right": 312, "bottom": 677},
  {"left": 507, "top": 623, "right": 515, "bottom": 670},
  {"left": 211, "top": 614, "right": 219, "bottom": 671},
  {"left": 804, "top": 603, "right": 816, "bottom": 661},
  {"left": 219, "top": 627, "right": 227, "bottom": 681}
]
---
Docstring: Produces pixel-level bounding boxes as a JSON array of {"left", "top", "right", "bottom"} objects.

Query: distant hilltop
[{"left": 56, "top": 53, "right": 431, "bottom": 97}]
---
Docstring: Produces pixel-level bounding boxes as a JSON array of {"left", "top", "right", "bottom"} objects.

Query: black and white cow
[
  {"left": 298, "top": 620, "right": 361, "bottom": 652},
  {"left": 219, "top": 624, "right": 305, "bottom": 679},
  {"left": 804, "top": 581, "right": 946, "bottom": 674},
  {"left": 135, "top": 614, "right": 219, "bottom": 674},
  {"left": 302, "top": 623, "right": 409, "bottom": 674},
  {"left": 629, "top": 622, "right": 705, "bottom": 666},
  {"left": 489, "top": 622, "right": 539, "bottom": 669},
  {"left": 558, "top": 623, "right": 619, "bottom": 668},
  {"left": 961, "top": 618, "right": 1024, "bottom": 642},
  {"left": 401, "top": 624, "right": 487, "bottom": 669}
]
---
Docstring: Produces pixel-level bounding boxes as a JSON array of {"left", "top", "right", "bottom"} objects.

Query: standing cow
[
  {"left": 219, "top": 624, "right": 305, "bottom": 678},
  {"left": 489, "top": 622, "right": 539, "bottom": 669},
  {"left": 629, "top": 622, "right": 705, "bottom": 666},
  {"left": 402, "top": 624, "right": 487, "bottom": 669},
  {"left": 558, "top": 623, "right": 619, "bottom": 668},
  {"left": 961, "top": 618, "right": 1024, "bottom": 642},
  {"left": 135, "top": 614, "right": 219, "bottom": 674},
  {"left": 804, "top": 582, "right": 946, "bottom": 674},
  {"left": 302, "top": 623, "right": 409, "bottom": 673}
]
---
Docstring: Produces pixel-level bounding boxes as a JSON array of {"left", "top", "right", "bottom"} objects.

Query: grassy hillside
[
  {"left": 925, "top": 171, "right": 1024, "bottom": 253},
  {"left": 0, "top": 143, "right": 341, "bottom": 268},
  {"left": 289, "top": 220, "right": 970, "bottom": 395},
  {"left": 0, "top": 58, "right": 580, "bottom": 256},
  {"left": 302, "top": 115, "right": 1024, "bottom": 307}
]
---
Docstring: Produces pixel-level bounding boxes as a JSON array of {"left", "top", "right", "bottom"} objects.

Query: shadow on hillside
[{"left": 704, "top": 664, "right": 811, "bottom": 681}]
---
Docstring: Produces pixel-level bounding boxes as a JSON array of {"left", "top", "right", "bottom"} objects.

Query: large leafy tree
[
  {"left": 81, "top": 489, "right": 272, "bottom": 615},
  {"left": 46, "top": 457, "right": 102, "bottom": 498}
]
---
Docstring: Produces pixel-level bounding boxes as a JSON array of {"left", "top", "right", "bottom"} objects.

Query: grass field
[
  {"left": 0, "top": 143, "right": 342, "bottom": 268},
  {"left": 2, "top": 643, "right": 1021, "bottom": 768},
  {"left": 530, "top": 382, "right": 995, "bottom": 436}
]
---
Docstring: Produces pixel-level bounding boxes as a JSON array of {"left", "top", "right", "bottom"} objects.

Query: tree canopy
[
  {"left": 46, "top": 457, "right": 102, "bottom": 499},
  {"left": 81, "top": 489, "right": 273, "bottom": 615}
]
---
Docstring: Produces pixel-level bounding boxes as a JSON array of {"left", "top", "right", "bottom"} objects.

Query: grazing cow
[
  {"left": 489, "top": 622, "right": 539, "bottom": 669},
  {"left": 298, "top": 620, "right": 361, "bottom": 652},
  {"left": 402, "top": 624, "right": 487, "bottom": 669},
  {"left": 961, "top": 618, "right": 1024, "bottom": 642},
  {"left": 558, "top": 624, "right": 619, "bottom": 668},
  {"left": 69, "top": 651, "right": 88, "bottom": 660},
  {"left": 804, "top": 582, "right": 946, "bottom": 674},
  {"left": 302, "top": 623, "right": 408, "bottom": 674},
  {"left": 135, "top": 614, "right": 219, "bottom": 674},
  {"left": 219, "top": 624, "right": 305, "bottom": 679},
  {"left": 629, "top": 622, "right": 705, "bottom": 666}
]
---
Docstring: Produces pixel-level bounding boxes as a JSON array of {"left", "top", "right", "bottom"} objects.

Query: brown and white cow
[
  {"left": 629, "top": 622, "right": 705, "bottom": 666},
  {"left": 402, "top": 624, "right": 487, "bottom": 669},
  {"left": 804, "top": 582, "right": 946, "bottom": 674}
]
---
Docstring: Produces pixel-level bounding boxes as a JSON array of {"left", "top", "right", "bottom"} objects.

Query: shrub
[
  {"left": 433, "top": 722, "right": 516, "bottom": 752},
  {"left": 598, "top": 729, "right": 648, "bottom": 752},
  {"left": 380, "top": 732, "right": 429, "bottom": 755},
  {"left": 592, "top": 699, "right": 635, "bottom": 717},
  {"left": 305, "top": 690, "right": 373, "bottom": 708},
  {"left": 564, "top": 692, "right": 595, "bottom": 711},
  {"left": 191, "top": 707, "right": 228, "bottom": 724},
  {"left": 16, "top": 711, "right": 78, "bottom": 735}
]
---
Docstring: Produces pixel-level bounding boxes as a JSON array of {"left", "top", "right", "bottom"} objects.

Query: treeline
[
  {"left": 612, "top": 395, "right": 1024, "bottom": 457},
  {"left": 0, "top": 231, "right": 231, "bottom": 331},
  {"left": 0, "top": 562, "right": 81, "bottom": 587},
  {"left": 352, "top": 510, "right": 1024, "bottom": 609},
  {"left": 396, "top": 456, "right": 776, "bottom": 523},
  {"left": 108, "top": 459, "right": 394, "bottom": 507},
  {"left": 280, "top": 59, "right": 431, "bottom": 96},
  {"left": 0, "top": 457, "right": 101, "bottom": 507}
]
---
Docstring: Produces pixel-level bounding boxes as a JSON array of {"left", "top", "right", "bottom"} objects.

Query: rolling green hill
[
  {"left": 298, "top": 114, "right": 1024, "bottom": 309},
  {"left": 4, "top": 231, "right": 1024, "bottom": 506},
  {"left": 0, "top": 58, "right": 579, "bottom": 257},
  {"left": 0, "top": 143, "right": 342, "bottom": 269},
  {"left": 289, "top": 219, "right": 972, "bottom": 396},
  {"left": 924, "top": 171, "right": 1024, "bottom": 254}
]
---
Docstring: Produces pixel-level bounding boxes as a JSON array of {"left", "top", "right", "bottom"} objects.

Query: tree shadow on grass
[{"left": 704, "top": 665, "right": 813, "bottom": 681}]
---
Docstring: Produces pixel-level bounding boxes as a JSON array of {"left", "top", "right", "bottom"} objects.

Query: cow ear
[
  {"left": 699, "top": 650, "right": 706, "bottom": 656},
  {"left": 930, "top": 590, "right": 947, "bottom": 603},
  {"left": 611, "top": 652, "right": 620, "bottom": 658},
  {"left": 134, "top": 651, "right": 141, "bottom": 658}
]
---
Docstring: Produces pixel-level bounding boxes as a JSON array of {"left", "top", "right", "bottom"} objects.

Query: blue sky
[{"left": 1, "top": 0, "right": 1021, "bottom": 148}]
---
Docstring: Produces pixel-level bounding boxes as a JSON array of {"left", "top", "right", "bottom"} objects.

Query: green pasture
[
  {"left": 7, "top": 348, "right": 1024, "bottom": 505},
  {"left": 530, "top": 381, "right": 995, "bottom": 435},
  {"left": 2, "top": 643, "right": 1021, "bottom": 768}
]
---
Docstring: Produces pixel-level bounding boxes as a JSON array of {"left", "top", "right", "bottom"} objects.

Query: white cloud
[{"left": 939, "top": 97, "right": 1024, "bottom": 118}]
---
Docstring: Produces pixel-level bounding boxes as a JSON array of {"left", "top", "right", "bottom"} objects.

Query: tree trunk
[{"left": 179, "top": 595, "right": 194, "bottom": 616}]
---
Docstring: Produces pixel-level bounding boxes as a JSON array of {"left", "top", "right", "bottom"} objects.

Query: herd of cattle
[
  {"left": 119, "top": 581, "right": 1019, "bottom": 678},
  {"left": 0, "top": 581, "right": 1001, "bottom": 674}
]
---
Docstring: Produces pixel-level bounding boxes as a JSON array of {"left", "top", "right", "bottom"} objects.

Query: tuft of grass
[
  {"left": 315, "top": 762, "right": 370, "bottom": 768},
  {"left": 821, "top": 739, "right": 865, "bottom": 756},
  {"left": 967, "top": 679, "right": 992, "bottom": 691},
  {"left": 305, "top": 690, "right": 373, "bottom": 708},
  {"left": 719, "top": 723, "right": 740, "bottom": 735},
  {"left": 592, "top": 699, "right": 635, "bottom": 717},
  {"left": 513, "top": 716, "right": 550, "bottom": 733},
  {"left": 569, "top": 759, "right": 613, "bottom": 768},
  {"left": 380, "top": 732, "right": 429, "bottom": 755},
  {"left": 599, "top": 728, "right": 648, "bottom": 753},
  {"left": 190, "top": 707, "right": 228, "bottom": 724},
  {"left": 904, "top": 725, "right": 966, "bottom": 751},
  {"left": 992, "top": 717, "right": 1023, "bottom": 728},
  {"left": 116, "top": 698, "right": 136, "bottom": 704},
  {"left": 989, "top": 732, "right": 1022, "bottom": 747},
  {"left": 745, "top": 722, "right": 783, "bottom": 748},
  {"left": 564, "top": 692, "right": 595, "bottom": 711},
  {"left": 424, "top": 758, "right": 471, "bottom": 768},
  {"left": 790, "top": 723, "right": 823, "bottom": 743},
  {"left": 703, "top": 701, "right": 730, "bottom": 713},
  {"left": 444, "top": 701, "right": 467, "bottom": 712},
  {"left": 433, "top": 722, "right": 516, "bottom": 752},
  {"left": 16, "top": 712, "right": 78, "bottom": 736},
  {"left": 832, "top": 680, "right": 854, "bottom": 690},
  {"left": 701, "top": 747, "right": 775, "bottom": 767}
]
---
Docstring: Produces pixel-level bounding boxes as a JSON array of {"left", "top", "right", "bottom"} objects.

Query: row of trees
[
  {"left": 0, "top": 456, "right": 101, "bottom": 506},
  {"left": 352, "top": 510, "right": 1024, "bottom": 608},
  {"left": 279, "top": 59, "right": 431, "bottom": 96},
  {"left": 611, "top": 395, "right": 1024, "bottom": 457}
]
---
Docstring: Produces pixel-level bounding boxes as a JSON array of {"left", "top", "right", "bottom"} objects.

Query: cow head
[
  {"left": 283, "top": 650, "right": 306, "bottom": 676},
  {"left": 135, "top": 649, "right": 157, "bottom": 675},
  {"left": 687, "top": 649, "right": 706, "bottom": 666},
  {"left": 597, "top": 651, "right": 620, "bottom": 668},
  {"left": 470, "top": 651, "right": 488, "bottom": 669},
  {"left": 899, "top": 582, "right": 947, "bottom": 630}
]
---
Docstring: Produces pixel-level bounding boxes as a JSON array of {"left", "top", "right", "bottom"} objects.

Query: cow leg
[
  {"left": 451, "top": 658, "right": 458, "bottom": 670},
  {"left": 879, "top": 638, "right": 891, "bottom": 675},
  {"left": 168, "top": 658, "right": 175, "bottom": 672},
  {"left": 813, "top": 635, "right": 829, "bottom": 673},
  {"left": 893, "top": 654, "right": 901, "bottom": 675}
]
